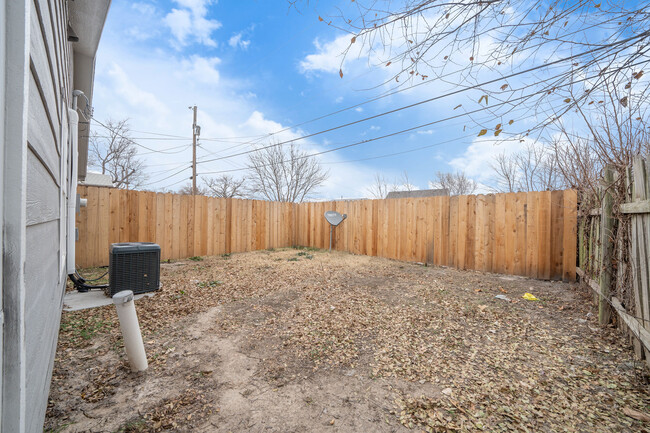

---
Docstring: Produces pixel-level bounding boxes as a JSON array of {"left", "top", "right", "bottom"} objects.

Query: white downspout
[{"left": 66, "top": 106, "right": 79, "bottom": 274}]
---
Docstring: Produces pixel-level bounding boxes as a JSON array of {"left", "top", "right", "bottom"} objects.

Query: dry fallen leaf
[
  {"left": 48, "top": 251, "right": 650, "bottom": 433},
  {"left": 623, "top": 407, "right": 650, "bottom": 422}
]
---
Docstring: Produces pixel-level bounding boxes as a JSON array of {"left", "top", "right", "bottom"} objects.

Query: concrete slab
[{"left": 63, "top": 290, "right": 156, "bottom": 311}]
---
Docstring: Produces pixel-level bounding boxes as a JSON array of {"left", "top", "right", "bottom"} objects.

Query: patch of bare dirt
[{"left": 46, "top": 249, "right": 650, "bottom": 432}]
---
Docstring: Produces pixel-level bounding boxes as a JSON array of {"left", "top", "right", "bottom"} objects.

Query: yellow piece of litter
[{"left": 522, "top": 293, "right": 539, "bottom": 301}]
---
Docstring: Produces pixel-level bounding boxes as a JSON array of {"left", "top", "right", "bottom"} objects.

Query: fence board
[
  {"left": 457, "top": 195, "right": 468, "bottom": 270},
  {"left": 194, "top": 195, "right": 204, "bottom": 255},
  {"left": 164, "top": 194, "right": 173, "bottom": 260},
  {"left": 504, "top": 193, "right": 516, "bottom": 275},
  {"left": 526, "top": 192, "right": 539, "bottom": 278},
  {"left": 441, "top": 196, "right": 450, "bottom": 267},
  {"left": 494, "top": 194, "right": 506, "bottom": 274},
  {"left": 108, "top": 188, "right": 120, "bottom": 247},
  {"left": 98, "top": 188, "right": 110, "bottom": 265},
  {"left": 76, "top": 186, "right": 88, "bottom": 265},
  {"left": 474, "top": 195, "right": 486, "bottom": 272},
  {"left": 216, "top": 198, "right": 226, "bottom": 254},
  {"left": 155, "top": 193, "right": 165, "bottom": 257},
  {"left": 88, "top": 187, "right": 101, "bottom": 267},
  {"left": 549, "top": 191, "right": 563, "bottom": 280},
  {"left": 424, "top": 197, "right": 432, "bottom": 264},
  {"left": 448, "top": 197, "right": 459, "bottom": 267},
  {"left": 136, "top": 190, "right": 146, "bottom": 242},
  {"left": 562, "top": 190, "right": 577, "bottom": 282},
  {"left": 537, "top": 191, "right": 552, "bottom": 280}
]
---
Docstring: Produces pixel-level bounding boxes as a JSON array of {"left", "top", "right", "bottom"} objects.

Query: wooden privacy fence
[
  {"left": 294, "top": 190, "right": 577, "bottom": 282},
  {"left": 579, "top": 155, "right": 650, "bottom": 364},
  {"left": 76, "top": 186, "right": 577, "bottom": 281},
  {"left": 76, "top": 186, "right": 295, "bottom": 268}
]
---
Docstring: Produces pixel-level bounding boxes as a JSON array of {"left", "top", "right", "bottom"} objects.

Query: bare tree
[
  {"left": 203, "top": 175, "right": 248, "bottom": 198},
  {"left": 89, "top": 119, "right": 147, "bottom": 189},
  {"left": 491, "top": 153, "right": 519, "bottom": 193},
  {"left": 247, "top": 142, "right": 329, "bottom": 202},
  {"left": 551, "top": 78, "right": 650, "bottom": 208},
  {"left": 177, "top": 183, "right": 208, "bottom": 195},
  {"left": 551, "top": 137, "right": 600, "bottom": 195},
  {"left": 399, "top": 170, "right": 415, "bottom": 192},
  {"left": 491, "top": 143, "right": 564, "bottom": 192},
  {"left": 433, "top": 171, "right": 478, "bottom": 196},
  {"left": 491, "top": 141, "right": 566, "bottom": 192},
  {"left": 367, "top": 171, "right": 420, "bottom": 198},
  {"left": 367, "top": 173, "right": 393, "bottom": 199}
]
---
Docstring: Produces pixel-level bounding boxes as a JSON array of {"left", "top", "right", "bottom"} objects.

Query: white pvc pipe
[
  {"left": 112, "top": 290, "right": 148, "bottom": 372},
  {"left": 66, "top": 108, "right": 79, "bottom": 274}
]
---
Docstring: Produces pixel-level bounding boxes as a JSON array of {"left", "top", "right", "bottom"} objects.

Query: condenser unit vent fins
[{"left": 108, "top": 242, "right": 161, "bottom": 297}]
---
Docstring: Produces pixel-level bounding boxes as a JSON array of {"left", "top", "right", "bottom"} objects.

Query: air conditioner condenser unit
[{"left": 108, "top": 242, "right": 161, "bottom": 297}]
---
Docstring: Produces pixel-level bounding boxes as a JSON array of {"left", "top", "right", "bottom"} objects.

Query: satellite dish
[
  {"left": 324, "top": 211, "right": 347, "bottom": 252},
  {"left": 324, "top": 211, "right": 347, "bottom": 227}
]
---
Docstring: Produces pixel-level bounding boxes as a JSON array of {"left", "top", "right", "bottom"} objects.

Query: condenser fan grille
[{"left": 108, "top": 242, "right": 161, "bottom": 297}]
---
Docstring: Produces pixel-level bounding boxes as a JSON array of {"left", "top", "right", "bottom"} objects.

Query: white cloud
[
  {"left": 300, "top": 36, "right": 355, "bottom": 74},
  {"left": 132, "top": 2, "right": 156, "bottom": 16},
  {"left": 164, "top": 9, "right": 192, "bottom": 43},
  {"left": 228, "top": 32, "right": 250, "bottom": 50},
  {"left": 448, "top": 136, "right": 532, "bottom": 184},
  {"left": 164, "top": 0, "right": 221, "bottom": 47},
  {"left": 417, "top": 129, "right": 434, "bottom": 135},
  {"left": 355, "top": 107, "right": 363, "bottom": 112},
  {"left": 180, "top": 55, "right": 221, "bottom": 85},
  {"left": 106, "top": 63, "right": 169, "bottom": 119}
]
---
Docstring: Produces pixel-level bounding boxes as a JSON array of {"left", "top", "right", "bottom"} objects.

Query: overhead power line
[
  {"left": 157, "top": 176, "right": 192, "bottom": 191},
  {"left": 90, "top": 21, "right": 643, "bottom": 161},
  {"left": 197, "top": 56, "right": 642, "bottom": 178},
  {"left": 91, "top": 119, "right": 195, "bottom": 155},
  {"left": 142, "top": 165, "right": 191, "bottom": 185},
  {"left": 195, "top": 32, "right": 649, "bottom": 166}
]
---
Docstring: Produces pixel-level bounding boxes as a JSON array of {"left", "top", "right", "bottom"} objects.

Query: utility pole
[{"left": 190, "top": 105, "right": 198, "bottom": 195}]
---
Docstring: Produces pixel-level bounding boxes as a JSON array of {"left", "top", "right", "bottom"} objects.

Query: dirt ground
[{"left": 46, "top": 248, "right": 650, "bottom": 432}]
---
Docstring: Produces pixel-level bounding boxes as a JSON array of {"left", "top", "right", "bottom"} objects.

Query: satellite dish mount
[{"left": 324, "top": 211, "right": 347, "bottom": 252}]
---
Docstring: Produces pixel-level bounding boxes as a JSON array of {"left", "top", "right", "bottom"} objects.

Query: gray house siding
[
  {"left": 25, "top": 0, "right": 71, "bottom": 430},
  {"left": 2, "top": 0, "right": 109, "bottom": 431}
]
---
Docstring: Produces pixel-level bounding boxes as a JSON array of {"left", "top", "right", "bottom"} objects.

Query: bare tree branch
[
  {"left": 177, "top": 183, "right": 208, "bottom": 195},
  {"left": 88, "top": 119, "right": 147, "bottom": 190},
  {"left": 433, "top": 171, "right": 478, "bottom": 195},
  {"left": 203, "top": 175, "right": 249, "bottom": 198},
  {"left": 294, "top": 0, "right": 650, "bottom": 131},
  {"left": 247, "top": 142, "right": 329, "bottom": 202},
  {"left": 367, "top": 173, "right": 393, "bottom": 199},
  {"left": 490, "top": 142, "right": 565, "bottom": 192}
]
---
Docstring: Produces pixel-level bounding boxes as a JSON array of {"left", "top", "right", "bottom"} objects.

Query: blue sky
[{"left": 91, "top": 0, "right": 565, "bottom": 198}]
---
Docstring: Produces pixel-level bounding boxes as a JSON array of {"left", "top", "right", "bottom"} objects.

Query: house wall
[
  {"left": 24, "top": 0, "right": 72, "bottom": 430},
  {"left": 2, "top": 0, "right": 75, "bottom": 431},
  {"left": 3, "top": 0, "right": 109, "bottom": 429}
]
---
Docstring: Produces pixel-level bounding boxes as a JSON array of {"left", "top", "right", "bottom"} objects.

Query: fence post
[
  {"left": 578, "top": 218, "right": 586, "bottom": 271},
  {"left": 599, "top": 166, "right": 615, "bottom": 325}
]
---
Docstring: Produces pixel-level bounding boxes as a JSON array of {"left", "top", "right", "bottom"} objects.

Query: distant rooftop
[
  {"left": 79, "top": 171, "right": 115, "bottom": 188},
  {"left": 386, "top": 188, "right": 449, "bottom": 199}
]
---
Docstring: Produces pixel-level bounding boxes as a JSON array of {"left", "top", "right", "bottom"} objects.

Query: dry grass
[{"left": 47, "top": 248, "right": 649, "bottom": 432}]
